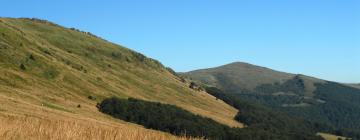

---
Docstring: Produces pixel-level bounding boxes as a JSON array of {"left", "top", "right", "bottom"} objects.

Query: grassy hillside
[
  {"left": 182, "top": 62, "right": 294, "bottom": 90},
  {"left": 183, "top": 62, "right": 329, "bottom": 103},
  {"left": 185, "top": 62, "right": 360, "bottom": 139},
  {"left": 183, "top": 62, "right": 323, "bottom": 94},
  {"left": 317, "top": 133, "right": 348, "bottom": 140},
  {"left": 0, "top": 18, "right": 242, "bottom": 139}
]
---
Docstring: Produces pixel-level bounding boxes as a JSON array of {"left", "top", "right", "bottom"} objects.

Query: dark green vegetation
[
  {"left": 185, "top": 62, "right": 360, "bottom": 139},
  {"left": 98, "top": 97, "right": 229, "bottom": 139},
  {"left": 232, "top": 82, "right": 360, "bottom": 140},
  {"left": 206, "top": 87, "right": 327, "bottom": 140},
  {"left": 99, "top": 97, "right": 323, "bottom": 140},
  {"left": 255, "top": 75, "right": 305, "bottom": 95},
  {"left": 286, "top": 82, "right": 360, "bottom": 139}
]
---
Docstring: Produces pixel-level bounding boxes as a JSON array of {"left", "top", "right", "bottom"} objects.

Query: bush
[
  {"left": 88, "top": 96, "right": 96, "bottom": 100},
  {"left": 20, "top": 64, "right": 26, "bottom": 70},
  {"left": 29, "top": 54, "right": 35, "bottom": 60},
  {"left": 189, "top": 82, "right": 203, "bottom": 91}
]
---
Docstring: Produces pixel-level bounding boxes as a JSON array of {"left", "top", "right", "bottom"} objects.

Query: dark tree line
[
  {"left": 255, "top": 75, "right": 305, "bottom": 95},
  {"left": 98, "top": 95, "right": 323, "bottom": 140},
  {"left": 206, "top": 87, "right": 327, "bottom": 139},
  {"left": 97, "top": 80, "right": 360, "bottom": 139},
  {"left": 98, "top": 97, "right": 231, "bottom": 139}
]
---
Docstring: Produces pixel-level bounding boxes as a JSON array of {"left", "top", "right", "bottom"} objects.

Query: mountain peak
[{"left": 184, "top": 62, "right": 295, "bottom": 91}]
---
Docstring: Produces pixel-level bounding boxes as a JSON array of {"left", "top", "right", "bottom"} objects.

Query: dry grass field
[
  {"left": 317, "top": 133, "right": 349, "bottom": 140},
  {"left": 0, "top": 115, "right": 202, "bottom": 140},
  {"left": 0, "top": 18, "right": 242, "bottom": 139}
]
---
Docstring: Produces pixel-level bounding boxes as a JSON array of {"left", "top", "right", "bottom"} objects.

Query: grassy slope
[
  {"left": 183, "top": 62, "right": 323, "bottom": 95},
  {"left": 0, "top": 18, "right": 242, "bottom": 139},
  {"left": 183, "top": 62, "right": 294, "bottom": 90},
  {"left": 317, "top": 133, "right": 348, "bottom": 140}
]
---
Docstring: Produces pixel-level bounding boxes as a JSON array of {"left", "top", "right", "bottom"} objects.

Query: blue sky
[{"left": 2, "top": 0, "right": 359, "bottom": 83}]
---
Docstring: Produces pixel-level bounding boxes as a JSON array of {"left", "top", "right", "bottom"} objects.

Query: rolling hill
[
  {"left": 184, "top": 62, "right": 360, "bottom": 139},
  {"left": 0, "top": 18, "right": 242, "bottom": 139},
  {"left": 183, "top": 62, "right": 294, "bottom": 90},
  {"left": 182, "top": 62, "right": 325, "bottom": 94}
]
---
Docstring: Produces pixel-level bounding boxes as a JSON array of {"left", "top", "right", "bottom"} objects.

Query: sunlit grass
[{"left": 0, "top": 115, "right": 202, "bottom": 140}]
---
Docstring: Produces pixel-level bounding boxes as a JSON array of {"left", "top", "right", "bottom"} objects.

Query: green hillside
[
  {"left": 185, "top": 62, "right": 360, "bottom": 139},
  {"left": 183, "top": 62, "right": 323, "bottom": 93},
  {"left": 0, "top": 18, "right": 242, "bottom": 139}
]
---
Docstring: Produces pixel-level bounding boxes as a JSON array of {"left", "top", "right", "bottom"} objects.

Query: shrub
[
  {"left": 111, "top": 52, "right": 122, "bottom": 58},
  {"left": 189, "top": 82, "right": 203, "bottom": 91},
  {"left": 20, "top": 64, "right": 26, "bottom": 70},
  {"left": 29, "top": 54, "right": 35, "bottom": 60},
  {"left": 42, "top": 49, "right": 51, "bottom": 55},
  {"left": 88, "top": 96, "right": 96, "bottom": 100},
  {"left": 132, "top": 52, "right": 146, "bottom": 62}
]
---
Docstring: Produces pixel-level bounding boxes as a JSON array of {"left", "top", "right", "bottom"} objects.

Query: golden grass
[
  {"left": 0, "top": 17, "right": 243, "bottom": 139},
  {"left": 317, "top": 133, "right": 349, "bottom": 140},
  {"left": 0, "top": 93, "right": 201, "bottom": 140},
  {"left": 0, "top": 17, "right": 242, "bottom": 128},
  {"left": 0, "top": 115, "right": 201, "bottom": 140}
]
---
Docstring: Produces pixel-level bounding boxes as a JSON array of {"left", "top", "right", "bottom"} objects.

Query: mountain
[
  {"left": 183, "top": 62, "right": 324, "bottom": 95},
  {"left": 0, "top": 18, "right": 242, "bottom": 139},
  {"left": 184, "top": 62, "right": 360, "bottom": 139}
]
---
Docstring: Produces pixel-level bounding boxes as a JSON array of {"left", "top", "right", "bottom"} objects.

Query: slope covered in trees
[
  {"left": 230, "top": 82, "right": 360, "bottom": 140},
  {"left": 206, "top": 87, "right": 330, "bottom": 139},
  {"left": 185, "top": 62, "right": 360, "bottom": 139},
  {"left": 99, "top": 96, "right": 324, "bottom": 140}
]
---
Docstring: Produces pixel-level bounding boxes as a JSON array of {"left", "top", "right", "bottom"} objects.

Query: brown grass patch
[{"left": 0, "top": 115, "right": 201, "bottom": 140}]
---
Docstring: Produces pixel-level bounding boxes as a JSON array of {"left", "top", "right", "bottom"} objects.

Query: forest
[
  {"left": 98, "top": 96, "right": 323, "bottom": 140},
  {"left": 231, "top": 81, "right": 360, "bottom": 140}
]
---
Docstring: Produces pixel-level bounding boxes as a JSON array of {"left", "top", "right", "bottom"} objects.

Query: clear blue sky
[{"left": 2, "top": 0, "right": 359, "bottom": 83}]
